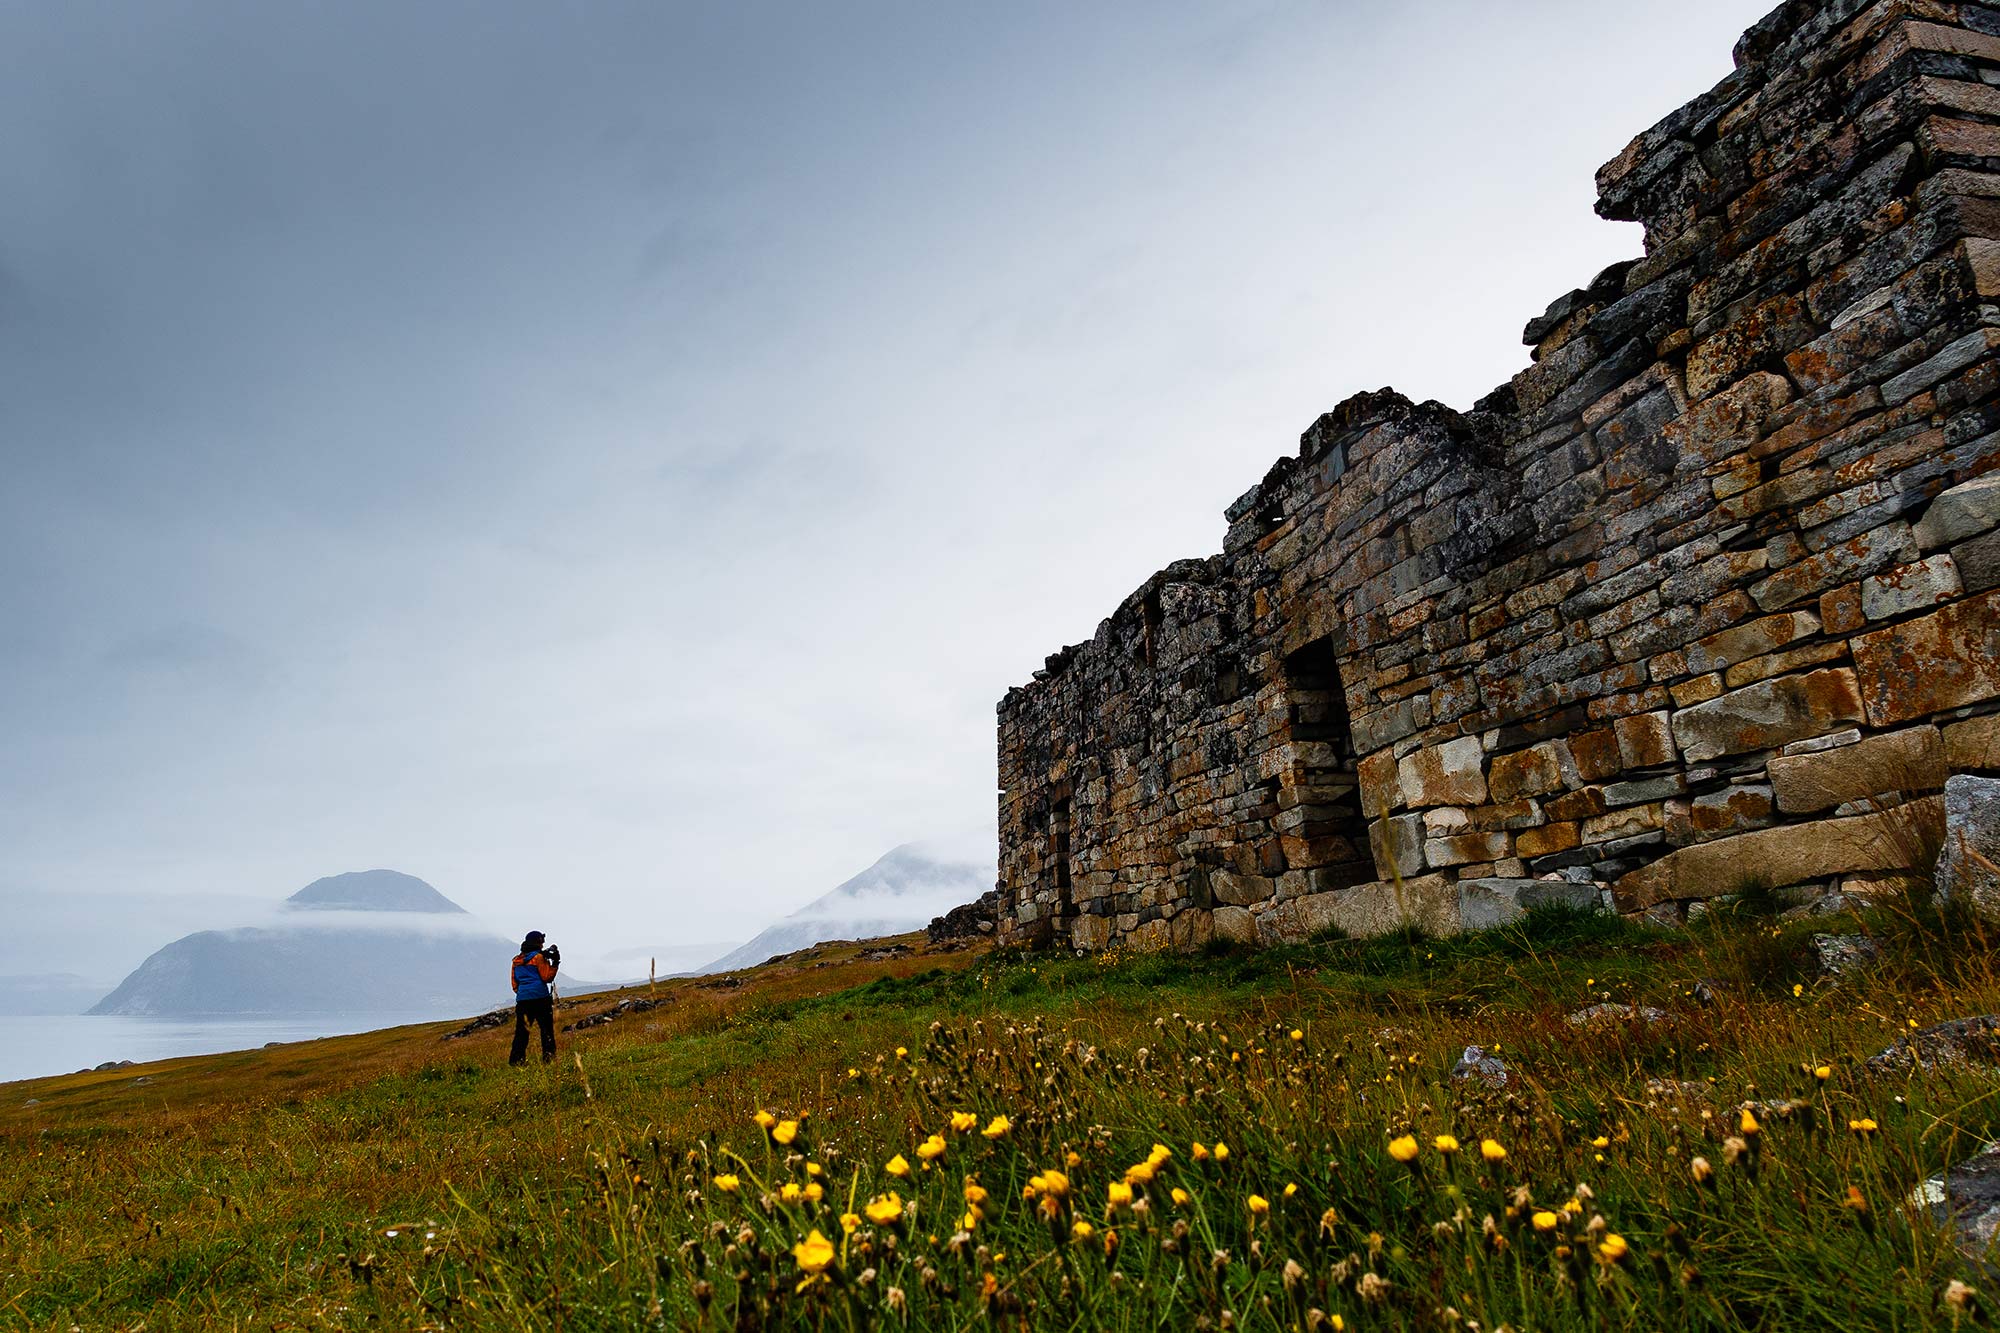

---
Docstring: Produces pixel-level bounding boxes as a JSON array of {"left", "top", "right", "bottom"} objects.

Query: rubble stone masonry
[{"left": 996, "top": 0, "right": 2000, "bottom": 950}]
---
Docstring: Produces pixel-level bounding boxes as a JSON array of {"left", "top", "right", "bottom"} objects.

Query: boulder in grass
[
  {"left": 1937, "top": 775, "right": 2000, "bottom": 916},
  {"left": 1866, "top": 1015, "right": 2000, "bottom": 1076},
  {"left": 1565, "top": 1002, "right": 1669, "bottom": 1028},
  {"left": 1914, "top": 1140, "right": 2000, "bottom": 1266},
  {"left": 1812, "top": 932, "right": 1881, "bottom": 978},
  {"left": 1450, "top": 1044, "right": 1507, "bottom": 1088}
]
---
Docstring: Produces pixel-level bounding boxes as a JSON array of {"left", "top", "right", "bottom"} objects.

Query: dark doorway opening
[
  {"left": 1278, "top": 637, "right": 1374, "bottom": 890},
  {"left": 1051, "top": 797, "right": 1073, "bottom": 894}
]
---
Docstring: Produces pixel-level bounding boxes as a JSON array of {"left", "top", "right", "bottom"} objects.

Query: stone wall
[{"left": 996, "top": 0, "right": 2000, "bottom": 951}]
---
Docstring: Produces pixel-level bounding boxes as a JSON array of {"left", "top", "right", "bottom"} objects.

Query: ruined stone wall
[{"left": 996, "top": 0, "right": 2000, "bottom": 951}]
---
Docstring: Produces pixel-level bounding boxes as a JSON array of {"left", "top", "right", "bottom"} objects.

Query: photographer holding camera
[{"left": 508, "top": 930, "right": 561, "bottom": 1066}]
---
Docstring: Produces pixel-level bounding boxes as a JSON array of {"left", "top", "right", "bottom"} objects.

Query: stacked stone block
[{"left": 997, "top": 0, "right": 2000, "bottom": 950}]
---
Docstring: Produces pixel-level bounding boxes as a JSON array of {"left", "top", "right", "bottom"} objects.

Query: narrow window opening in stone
[
  {"left": 1279, "top": 637, "right": 1373, "bottom": 891},
  {"left": 1051, "top": 798, "right": 1073, "bottom": 893}
]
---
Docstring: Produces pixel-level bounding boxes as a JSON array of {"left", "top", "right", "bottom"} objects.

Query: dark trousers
[{"left": 510, "top": 996, "right": 555, "bottom": 1065}]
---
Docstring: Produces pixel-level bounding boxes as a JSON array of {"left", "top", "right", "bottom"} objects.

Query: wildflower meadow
[{"left": 7, "top": 903, "right": 2000, "bottom": 1330}]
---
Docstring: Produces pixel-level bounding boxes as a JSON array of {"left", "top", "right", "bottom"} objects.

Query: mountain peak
[
  {"left": 285, "top": 870, "right": 464, "bottom": 914},
  {"left": 700, "top": 842, "right": 991, "bottom": 974}
]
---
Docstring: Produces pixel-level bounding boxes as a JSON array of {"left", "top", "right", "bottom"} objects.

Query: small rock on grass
[
  {"left": 1566, "top": 1002, "right": 1670, "bottom": 1027},
  {"left": 1780, "top": 891, "right": 1857, "bottom": 921},
  {"left": 1813, "top": 932, "right": 1882, "bottom": 978},
  {"left": 1450, "top": 1045, "right": 1507, "bottom": 1088},
  {"left": 1642, "top": 1077, "right": 1711, "bottom": 1104},
  {"left": 441, "top": 1008, "right": 512, "bottom": 1042}
]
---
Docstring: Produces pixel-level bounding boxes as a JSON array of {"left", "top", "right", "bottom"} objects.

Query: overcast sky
[{"left": 0, "top": 0, "right": 1775, "bottom": 982}]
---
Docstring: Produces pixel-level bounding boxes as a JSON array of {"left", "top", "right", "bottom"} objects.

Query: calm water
[{"left": 2, "top": 1011, "right": 462, "bottom": 1085}]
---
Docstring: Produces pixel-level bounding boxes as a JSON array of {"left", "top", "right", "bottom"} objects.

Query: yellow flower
[
  {"left": 1124, "top": 1160, "right": 1156, "bottom": 1186},
  {"left": 1844, "top": 1185, "right": 1868, "bottom": 1213},
  {"left": 1248, "top": 1194, "right": 1270, "bottom": 1217},
  {"left": 1108, "top": 1181, "right": 1134, "bottom": 1208},
  {"left": 846, "top": 1067, "right": 859, "bottom": 1079},
  {"left": 885, "top": 1154, "right": 912, "bottom": 1178},
  {"left": 1591, "top": 1136, "right": 1609, "bottom": 1150},
  {"left": 1434, "top": 1135, "right": 1460, "bottom": 1155},
  {"left": 1793, "top": 983, "right": 1804, "bottom": 998},
  {"left": 793, "top": 1228, "right": 836, "bottom": 1275},
  {"left": 964, "top": 1183, "right": 989, "bottom": 1207},
  {"left": 895, "top": 1046, "right": 909, "bottom": 1059},
  {"left": 1190, "top": 1142, "right": 1210, "bottom": 1161},
  {"left": 1171, "top": 1187, "right": 1190, "bottom": 1206},
  {"left": 1283, "top": 1183, "right": 1298, "bottom": 1198},
  {"left": 982, "top": 1115, "right": 1012, "bottom": 1139},
  {"left": 713, "top": 1173, "right": 741, "bottom": 1192},
  {"left": 1849, "top": 1118, "right": 1879, "bottom": 1135},
  {"left": 839, "top": 1211, "right": 862, "bottom": 1234},
  {"left": 1531, "top": 1211, "right": 1559, "bottom": 1232},
  {"left": 950, "top": 1111, "right": 978, "bottom": 1133},
  {"left": 1066, "top": 1149, "right": 1082, "bottom": 1167},
  {"left": 804, "top": 1181, "right": 825, "bottom": 1203},
  {"left": 1598, "top": 1233, "right": 1629, "bottom": 1264},
  {"left": 806, "top": 1162, "right": 824, "bottom": 1178},
  {"left": 1039, "top": 1169, "right": 1071, "bottom": 1198},
  {"left": 1814, "top": 1065, "right": 1833, "bottom": 1081},
  {"left": 961, "top": 1209, "right": 980, "bottom": 1230},
  {"left": 753, "top": 1110, "right": 777, "bottom": 1129},
  {"left": 780, "top": 1182, "right": 803, "bottom": 1202},
  {"left": 1290, "top": 1028, "right": 1304, "bottom": 1041},
  {"left": 1071, "top": 1219, "right": 1095, "bottom": 1241},
  {"left": 1480, "top": 1139, "right": 1507, "bottom": 1163},
  {"left": 1213, "top": 1142, "right": 1230, "bottom": 1163},
  {"left": 1388, "top": 1134, "right": 1420, "bottom": 1163},
  {"left": 1147, "top": 1143, "right": 1173, "bottom": 1166},
  {"left": 1738, "top": 1108, "right": 1760, "bottom": 1137},
  {"left": 773, "top": 1119, "right": 800, "bottom": 1146},
  {"left": 917, "top": 1134, "right": 947, "bottom": 1162},
  {"left": 865, "top": 1193, "right": 904, "bottom": 1225}
]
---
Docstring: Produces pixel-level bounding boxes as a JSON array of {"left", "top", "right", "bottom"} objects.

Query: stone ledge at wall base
[
  {"left": 1611, "top": 796, "right": 1946, "bottom": 911},
  {"left": 1178, "top": 874, "right": 1601, "bottom": 948}
]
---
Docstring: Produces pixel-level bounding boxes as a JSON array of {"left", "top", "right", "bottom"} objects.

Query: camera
[{"left": 544, "top": 944, "right": 560, "bottom": 968}]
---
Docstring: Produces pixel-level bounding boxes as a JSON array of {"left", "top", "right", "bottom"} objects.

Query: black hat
[{"left": 524, "top": 930, "right": 546, "bottom": 944}]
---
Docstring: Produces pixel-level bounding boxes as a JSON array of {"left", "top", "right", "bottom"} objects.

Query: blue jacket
[{"left": 512, "top": 950, "right": 556, "bottom": 1001}]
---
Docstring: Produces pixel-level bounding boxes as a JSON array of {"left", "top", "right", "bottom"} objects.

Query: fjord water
[{"left": 4, "top": 1011, "right": 455, "bottom": 1085}]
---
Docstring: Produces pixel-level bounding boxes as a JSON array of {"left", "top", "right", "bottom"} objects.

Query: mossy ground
[{"left": 6, "top": 904, "right": 2000, "bottom": 1330}]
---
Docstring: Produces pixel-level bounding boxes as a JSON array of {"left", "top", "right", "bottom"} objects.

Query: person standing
[{"left": 509, "top": 930, "right": 560, "bottom": 1066}]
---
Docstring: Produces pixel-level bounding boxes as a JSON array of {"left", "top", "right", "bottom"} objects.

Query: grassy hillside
[{"left": 7, "top": 904, "right": 2000, "bottom": 1330}]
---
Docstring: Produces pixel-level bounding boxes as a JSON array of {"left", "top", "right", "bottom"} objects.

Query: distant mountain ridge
[
  {"left": 702, "top": 845, "right": 989, "bottom": 974},
  {"left": 89, "top": 871, "right": 514, "bottom": 1017},
  {"left": 286, "top": 869, "right": 465, "bottom": 913}
]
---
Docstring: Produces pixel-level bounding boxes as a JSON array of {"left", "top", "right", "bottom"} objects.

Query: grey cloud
[{"left": 0, "top": 0, "right": 1778, "bottom": 974}]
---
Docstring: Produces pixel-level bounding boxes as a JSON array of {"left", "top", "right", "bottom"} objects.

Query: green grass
[{"left": 6, "top": 910, "right": 2000, "bottom": 1329}]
